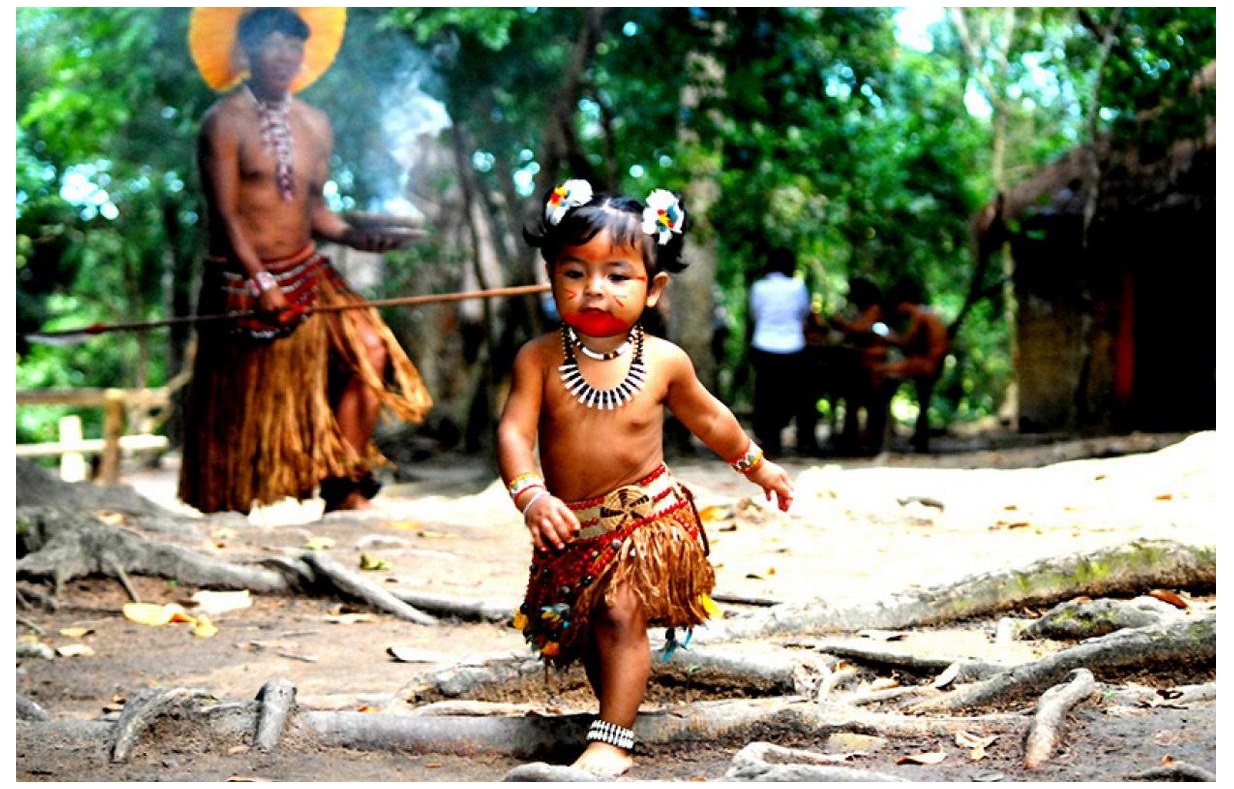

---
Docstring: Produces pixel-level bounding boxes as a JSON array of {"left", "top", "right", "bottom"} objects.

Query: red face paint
[{"left": 563, "top": 310, "right": 633, "bottom": 337}]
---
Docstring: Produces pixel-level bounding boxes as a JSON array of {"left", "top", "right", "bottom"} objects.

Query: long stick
[{"left": 22, "top": 283, "right": 550, "bottom": 344}]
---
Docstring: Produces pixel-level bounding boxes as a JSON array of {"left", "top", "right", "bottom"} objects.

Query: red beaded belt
[{"left": 566, "top": 465, "right": 688, "bottom": 541}]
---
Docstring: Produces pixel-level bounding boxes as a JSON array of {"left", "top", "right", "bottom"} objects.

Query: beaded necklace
[
  {"left": 245, "top": 83, "right": 296, "bottom": 202},
  {"left": 565, "top": 325, "right": 631, "bottom": 361},
  {"left": 558, "top": 324, "right": 646, "bottom": 409}
]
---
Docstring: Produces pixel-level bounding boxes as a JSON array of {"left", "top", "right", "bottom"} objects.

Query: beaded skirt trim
[{"left": 514, "top": 465, "right": 715, "bottom": 667}]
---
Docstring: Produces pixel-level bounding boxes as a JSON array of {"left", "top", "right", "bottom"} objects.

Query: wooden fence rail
[{"left": 15, "top": 387, "right": 171, "bottom": 484}]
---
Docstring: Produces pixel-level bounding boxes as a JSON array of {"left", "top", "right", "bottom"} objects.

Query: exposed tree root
[
  {"left": 300, "top": 553, "right": 437, "bottom": 625},
  {"left": 16, "top": 506, "right": 289, "bottom": 596},
  {"left": 1126, "top": 761, "right": 1217, "bottom": 781},
  {"left": 724, "top": 741, "right": 907, "bottom": 782},
  {"left": 798, "top": 638, "right": 1007, "bottom": 684},
  {"left": 17, "top": 694, "right": 52, "bottom": 722},
  {"left": 1022, "top": 596, "right": 1177, "bottom": 639},
  {"left": 109, "top": 687, "right": 218, "bottom": 763},
  {"left": 1022, "top": 668, "right": 1098, "bottom": 769},
  {"left": 391, "top": 589, "right": 512, "bottom": 623},
  {"left": 253, "top": 678, "right": 297, "bottom": 751},
  {"left": 697, "top": 540, "right": 1214, "bottom": 644},
  {"left": 501, "top": 762, "right": 605, "bottom": 781},
  {"left": 909, "top": 614, "right": 1215, "bottom": 714}
]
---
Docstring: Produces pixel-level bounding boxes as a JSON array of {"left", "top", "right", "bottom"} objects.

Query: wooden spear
[{"left": 22, "top": 283, "right": 550, "bottom": 346}]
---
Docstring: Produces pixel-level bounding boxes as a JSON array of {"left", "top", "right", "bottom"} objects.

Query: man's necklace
[
  {"left": 558, "top": 324, "right": 646, "bottom": 409},
  {"left": 244, "top": 83, "right": 296, "bottom": 202}
]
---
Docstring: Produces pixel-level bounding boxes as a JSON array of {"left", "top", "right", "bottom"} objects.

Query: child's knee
[{"left": 596, "top": 587, "right": 647, "bottom": 632}]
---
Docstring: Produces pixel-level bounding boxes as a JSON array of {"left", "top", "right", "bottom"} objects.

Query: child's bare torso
[{"left": 533, "top": 331, "right": 676, "bottom": 502}]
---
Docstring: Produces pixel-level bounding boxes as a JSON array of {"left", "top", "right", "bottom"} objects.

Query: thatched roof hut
[{"left": 976, "top": 64, "right": 1216, "bottom": 434}]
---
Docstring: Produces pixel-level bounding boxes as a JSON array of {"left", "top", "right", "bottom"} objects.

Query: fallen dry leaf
[
  {"left": 324, "top": 613, "right": 375, "bottom": 625},
  {"left": 359, "top": 554, "right": 391, "bottom": 571},
  {"left": 858, "top": 629, "right": 907, "bottom": 641},
  {"left": 897, "top": 751, "right": 947, "bottom": 766},
  {"left": 1155, "top": 493, "right": 1174, "bottom": 501},
  {"left": 58, "top": 627, "right": 94, "bottom": 639},
  {"left": 192, "top": 590, "right": 253, "bottom": 616},
  {"left": 869, "top": 676, "right": 901, "bottom": 692},
  {"left": 932, "top": 662, "right": 961, "bottom": 689},
  {"left": 95, "top": 510, "right": 126, "bottom": 525},
  {"left": 697, "top": 504, "right": 732, "bottom": 522},
  {"left": 416, "top": 530, "right": 455, "bottom": 539},
  {"left": 123, "top": 602, "right": 195, "bottom": 627},
  {"left": 304, "top": 536, "right": 336, "bottom": 551},
  {"left": 1148, "top": 589, "right": 1190, "bottom": 609},
  {"left": 387, "top": 646, "right": 442, "bottom": 663},
  {"left": 955, "top": 731, "right": 998, "bottom": 760},
  {"left": 55, "top": 643, "right": 96, "bottom": 658},
  {"left": 191, "top": 614, "right": 219, "bottom": 638}
]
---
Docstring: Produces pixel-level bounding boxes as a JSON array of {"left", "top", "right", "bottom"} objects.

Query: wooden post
[
  {"left": 58, "top": 416, "right": 87, "bottom": 483},
  {"left": 99, "top": 389, "right": 125, "bottom": 485}
]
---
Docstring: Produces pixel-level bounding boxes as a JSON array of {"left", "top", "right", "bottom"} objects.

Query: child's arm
[
  {"left": 496, "top": 342, "right": 580, "bottom": 552},
  {"left": 662, "top": 345, "right": 794, "bottom": 511}
]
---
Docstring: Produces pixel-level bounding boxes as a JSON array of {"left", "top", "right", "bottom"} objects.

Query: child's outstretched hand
[
  {"left": 522, "top": 494, "right": 581, "bottom": 553},
  {"left": 747, "top": 460, "right": 794, "bottom": 512}
]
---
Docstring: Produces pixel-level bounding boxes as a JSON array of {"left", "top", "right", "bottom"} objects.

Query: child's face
[{"left": 550, "top": 230, "right": 668, "bottom": 338}]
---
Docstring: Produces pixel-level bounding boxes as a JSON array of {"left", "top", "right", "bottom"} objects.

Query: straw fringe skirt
[
  {"left": 515, "top": 465, "right": 716, "bottom": 667},
  {"left": 178, "top": 251, "right": 431, "bottom": 515}
]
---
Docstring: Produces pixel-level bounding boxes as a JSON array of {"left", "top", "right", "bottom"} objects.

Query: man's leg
[
  {"left": 328, "top": 316, "right": 389, "bottom": 511},
  {"left": 911, "top": 376, "right": 938, "bottom": 452},
  {"left": 577, "top": 585, "right": 649, "bottom": 776}
]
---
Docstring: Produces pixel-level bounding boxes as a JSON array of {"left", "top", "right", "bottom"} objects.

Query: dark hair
[
  {"left": 765, "top": 247, "right": 797, "bottom": 277},
  {"left": 847, "top": 276, "right": 882, "bottom": 310},
  {"left": 238, "top": 8, "right": 310, "bottom": 51},
  {"left": 523, "top": 185, "right": 689, "bottom": 277},
  {"left": 886, "top": 276, "right": 926, "bottom": 307}
]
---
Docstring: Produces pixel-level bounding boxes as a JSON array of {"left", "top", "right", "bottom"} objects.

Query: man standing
[
  {"left": 179, "top": 8, "right": 431, "bottom": 515},
  {"left": 748, "top": 247, "right": 818, "bottom": 456}
]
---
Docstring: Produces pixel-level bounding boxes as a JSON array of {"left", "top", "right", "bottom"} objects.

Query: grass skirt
[
  {"left": 514, "top": 465, "right": 716, "bottom": 667},
  {"left": 177, "top": 249, "right": 431, "bottom": 514}
]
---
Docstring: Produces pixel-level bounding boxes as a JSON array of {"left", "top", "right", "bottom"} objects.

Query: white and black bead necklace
[
  {"left": 566, "top": 325, "right": 631, "bottom": 361},
  {"left": 558, "top": 324, "right": 646, "bottom": 409}
]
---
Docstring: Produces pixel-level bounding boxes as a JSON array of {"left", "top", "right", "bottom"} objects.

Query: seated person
[{"left": 870, "top": 277, "right": 950, "bottom": 453}]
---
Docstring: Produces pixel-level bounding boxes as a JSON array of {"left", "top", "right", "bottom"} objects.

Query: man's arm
[
  {"left": 199, "top": 110, "right": 287, "bottom": 313},
  {"left": 307, "top": 112, "right": 412, "bottom": 253}
]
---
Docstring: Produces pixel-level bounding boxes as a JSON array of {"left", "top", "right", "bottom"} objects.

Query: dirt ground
[{"left": 14, "top": 429, "right": 1219, "bottom": 782}]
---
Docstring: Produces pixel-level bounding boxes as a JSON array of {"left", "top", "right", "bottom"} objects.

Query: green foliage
[{"left": 15, "top": 7, "right": 1216, "bottom": 444}]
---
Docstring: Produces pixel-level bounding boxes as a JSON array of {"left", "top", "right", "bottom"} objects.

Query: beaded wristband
[
  {"left": 728, "top": 440, "right": 765, "bottom": 475},
  {"left": 586, "top": 719, "right": 636, "bottom": 751},
  {"left": 520, "top": 489, "right": 550, "bottom": 516},
  {"left": 253, "top": 270, "right": 278, "bottom": 294},
  {"left": 507, "top": 472, "right": 546, "bottom": 500}
]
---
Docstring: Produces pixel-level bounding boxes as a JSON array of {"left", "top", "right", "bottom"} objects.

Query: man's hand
[
  {"left": 523, "top": 494, "right": 581, "bottom": 553},
  {"left": 258, "top": 286, "right": 290, "bottom": 315},
  {"left": 342, "top": 226, "right": 414, "bottom": 253}
]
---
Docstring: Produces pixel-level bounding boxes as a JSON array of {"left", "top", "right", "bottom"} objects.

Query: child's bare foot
[{"left": 571, "top": 742, "right": 633, "bottom": 777}]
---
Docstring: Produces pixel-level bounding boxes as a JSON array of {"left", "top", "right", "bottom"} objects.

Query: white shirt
[{"left": 750, "top": 272, "right": 810, "bottom": 354}]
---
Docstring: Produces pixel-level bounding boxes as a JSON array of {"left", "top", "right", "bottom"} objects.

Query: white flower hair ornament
[
  {"left": 545, "top": 179, "right": 594, "bottom": 225},
  {"left": 642, "top": 189, "right": 686, "bottom": 245}
]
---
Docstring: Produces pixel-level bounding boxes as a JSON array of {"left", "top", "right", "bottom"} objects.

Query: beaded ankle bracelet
[{"left": 586, "top": 718, "right": 636, "bottom": 751}]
